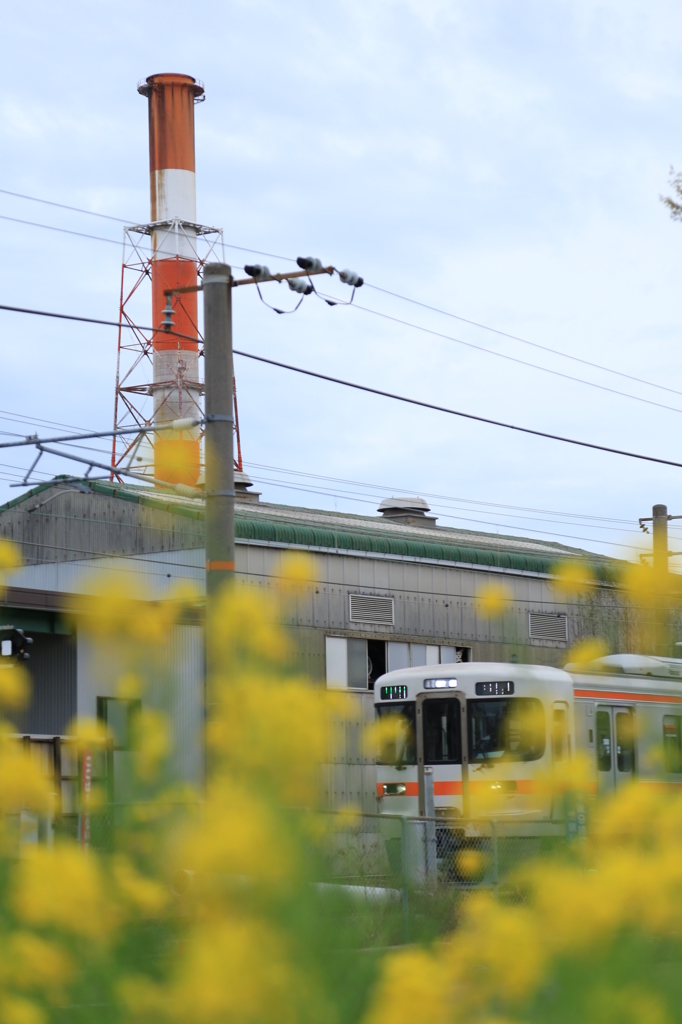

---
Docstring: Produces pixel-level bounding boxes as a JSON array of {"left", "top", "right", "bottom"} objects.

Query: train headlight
[{"left": 424, "top": 678, "right": 457, "bottom": 689}]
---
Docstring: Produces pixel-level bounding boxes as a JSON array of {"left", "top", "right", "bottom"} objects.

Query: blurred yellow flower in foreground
[
  {"left": 363, "top": 713, "right": 408, "bottom": 763},
  {"left": 0, "top": 664, "right": 28, "bottom": 710},
  {"left": 552, "top": 559, "right": 595, "bottom": 596},
  {"left": 477, "top": 581, "right": 511, "bottom": 617},
  {"left": 7, "top": 932, "right": 73, "bottom": 997},
  {"left": 566, "top": 636, "right": 609, "bottom": 667},
  {"left": 278, "top": 550, "right": 318, "bottom": 594},
  {"left": 0, "top": 539, "right": 22, "bottom": 571},
  {"left": 132, "top": 708, "right": 170, "bottom": 782},
  {"left": 66, "top": 716, "right": 110, "bottom": 754},
  {"left": 13, "top": 845, "right": 118, "bottom": 940},
  {"left": 0, "top": 737, "right": 53, "bottom": 815}
]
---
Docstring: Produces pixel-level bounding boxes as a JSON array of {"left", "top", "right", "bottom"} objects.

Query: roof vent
[
  {"left": 235, "top": 471, "right": 261, "bottom": 503},
  {"left": 377, "top": 496, "right": 437, "bottom": 528}
]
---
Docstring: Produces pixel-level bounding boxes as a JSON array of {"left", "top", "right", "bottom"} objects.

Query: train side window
[
  {"left": 663, "top": 715, "right": 682, "bottom": 773},
  {"left": 615, "top": 711, "right": 634, "bottom": 774},
  {"left": 596, "top": 711, "right": 611, "bottom": 772},
  {"left": 552, "top": 707, "right": 567, "bottom": 761}
]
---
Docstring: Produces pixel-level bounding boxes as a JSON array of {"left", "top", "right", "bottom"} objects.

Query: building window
[{"left": 325, "top": 637, "right": 472, "bottom": 689}]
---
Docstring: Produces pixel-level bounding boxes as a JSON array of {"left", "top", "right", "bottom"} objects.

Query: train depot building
[{"left": 0, "top": 477, "right": 628, "bottom": 808}]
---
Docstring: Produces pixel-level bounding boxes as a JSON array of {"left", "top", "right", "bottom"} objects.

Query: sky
[{"left": 1, "top": 0, "right": 682, "bottom": 563}]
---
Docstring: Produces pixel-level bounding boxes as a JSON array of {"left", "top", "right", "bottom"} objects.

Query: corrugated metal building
[{"left": 0, "top": 478, "right": 628, "bottom": 807}]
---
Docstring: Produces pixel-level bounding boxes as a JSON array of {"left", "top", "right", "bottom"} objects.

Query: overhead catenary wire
[{"left": 2, "top": 301, "right": 682, "bottom": 472}]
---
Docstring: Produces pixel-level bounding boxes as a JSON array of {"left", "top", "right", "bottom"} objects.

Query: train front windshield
[
  {"left": 468, "top": 698, "right": 545, "bottom": 763},
  {"left": 376, "top": 703, "right": 416, "bottom": 765}
]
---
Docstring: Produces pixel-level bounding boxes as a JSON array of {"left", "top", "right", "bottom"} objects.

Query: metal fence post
[
  {"left": 491, "top": 819, "right": 499, "bottom": 896},
  {"left": 400, "top": 815, "right": 410, "bottom": 944},
  {"left": 423, "top": 766, "right": 437, "bottom": 885}
]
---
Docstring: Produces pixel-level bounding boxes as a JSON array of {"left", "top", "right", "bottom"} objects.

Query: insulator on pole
[
  {"left": 244, "top": 264, "right": 271, "bottom": 281},
  {"left": 288, "top": 278, "right": 313, "bottom": 295},
  {"left": 296, "top": 256, "right": 323, "bottom": 273},
  {"left": 339, "top": 269, "right": 364, "bottom": 288}
]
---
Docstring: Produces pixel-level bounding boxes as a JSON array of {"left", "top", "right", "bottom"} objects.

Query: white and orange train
[{"left": 374, "top": 654, "right": 682, "bottom": 821}]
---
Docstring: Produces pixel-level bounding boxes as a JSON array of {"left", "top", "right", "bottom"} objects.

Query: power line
[
  {"left": 232, "top": 348, "right": 682, "bottom": 471},
  {"left": 0, "top": 213, "right": 234, "bottom": 267},
  {"left": 0, "top": 202, "right": 293, "bottom": 264},
  {"left": 245, "top": 461, "right": 635, "bottom": 526},
  {"left": 246, "top": 476, "right": 644, "bottom": 550},
  {"left": 364, "top": 284, "right": 682, "bottom": 400},
  {"left": 246, "top": 473, "right": 636, "bottom": 534},
  {"left": 2, "top": 300, "right": 682, "bottom": 472},
  {"left": 338, "top": 299, "right": 682, "bottom": 417},
  {"left": 3, "top": 185, "right": 678, "bottom": 401},
  {"left": 0, "top": 189, "right": 132, "bottom": 224}
]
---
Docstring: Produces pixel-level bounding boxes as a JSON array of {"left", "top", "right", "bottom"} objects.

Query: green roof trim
[{"left": 0, "top": 479, "right": 621, "bottom": 582}]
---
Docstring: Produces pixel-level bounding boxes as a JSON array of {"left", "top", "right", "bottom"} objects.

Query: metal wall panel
[{"left": 17, "top": 633, "right": 76, "bottom": 735}]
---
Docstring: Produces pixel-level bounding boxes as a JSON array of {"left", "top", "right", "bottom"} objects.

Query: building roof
[{"left": 0, "top": 477, "right": 620, "bottom": 581}]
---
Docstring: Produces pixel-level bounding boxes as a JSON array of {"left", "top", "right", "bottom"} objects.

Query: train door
[
  {"left": 595, "top": 705, "right": 635, "bottom": 796},
  {"left": 416, "top": 693, "right": 469, "bottom": 817}
]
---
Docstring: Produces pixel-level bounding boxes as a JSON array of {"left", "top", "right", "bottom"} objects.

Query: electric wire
[
  {"left": 0, "top": 189, "right": 131, "bottom": 224},
  {"left": 246, "top": 475, "right": 634, "bottom": 535},
  {"left": 244, "top": 477, "right": 644, "bottom": 550},
  {"left": 2, "top": 301, "right": 682, "bottom": 472},
  {"left": 365, "top": 283, "right": 682, "bottom": 401},
  {"left": 230, "top": 348, "right": 682, "bottom": 472},
  {"left": 244, "top": 461, "right": 635, "bottom": 525},
  {"left": 3, "top": 186, "right": 678, "bottom": 399},
  {"left": 330, "top": 297, "right": 682, "bottom": 417},
  {"left": 0, "top": 214, "right": 233, "bottom": 267}
]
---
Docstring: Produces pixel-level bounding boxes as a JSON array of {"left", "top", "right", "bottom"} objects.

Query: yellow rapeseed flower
[
  {"left": 0, "top": 996, "right": 45, "bottom": 1024},
  {"left": 112, "top": 855, "right": 169, "bottom": 917},
  {"left": 0, "top": 665, "right": 29, "bottom": 712},
  {"left": 8, "top": 932, "right": 73, "bottom": 997},
  {"left": 175, "top": 787, "right": 295, "bottom": 887},
  {"left": 477, "top": 581, "right": 512, "bottom": 617},
  {"left": 0, "top": 540, "right": 22, "bottom": 571},
  {"left": 0, "top": 739, "right": 53, "bottom": 814},
  {"left": 278, "top": 551, "right": 318, "bottom": 595},
  {"left": 566, "top": 636, "right": 609, "bottom": 667},
  {"left": 66, "top": 716, "right": 110, "bottom": 754},
  {"left": 552, "top": 559, "right": 595, "bottom": 596},
  {"left": 132, "top": 708, "right": 171, "bottom": 782},
  {"left": 12, "top": 845, "right": 118, "bottom": 941}
]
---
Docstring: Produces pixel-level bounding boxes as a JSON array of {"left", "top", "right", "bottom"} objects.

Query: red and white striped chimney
[{"left": 138, "top": 73, "right": 204, "bottom": 487}]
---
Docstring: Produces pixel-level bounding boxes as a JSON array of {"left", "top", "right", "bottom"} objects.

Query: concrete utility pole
[
  {"left": 639, "top": 503, "right": 682, "bottom": 575},
  {"left": 203, "top": 263, "right": 235, "bottom": 599},
  {"left": 652, "top": 504, "right": 670, "bottom": 575}
]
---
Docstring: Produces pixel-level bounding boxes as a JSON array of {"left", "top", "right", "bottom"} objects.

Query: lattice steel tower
[{"left": 111, "top": 73, "right": 243, "bottom": 487}]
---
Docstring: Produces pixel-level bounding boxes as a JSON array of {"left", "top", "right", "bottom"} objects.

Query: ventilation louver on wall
[
  {"left": 349, "top": 594, "right": 395, "bottom": 625},
  {"left": 528, "top": 612, "right": 568, "bottom": 642}
]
